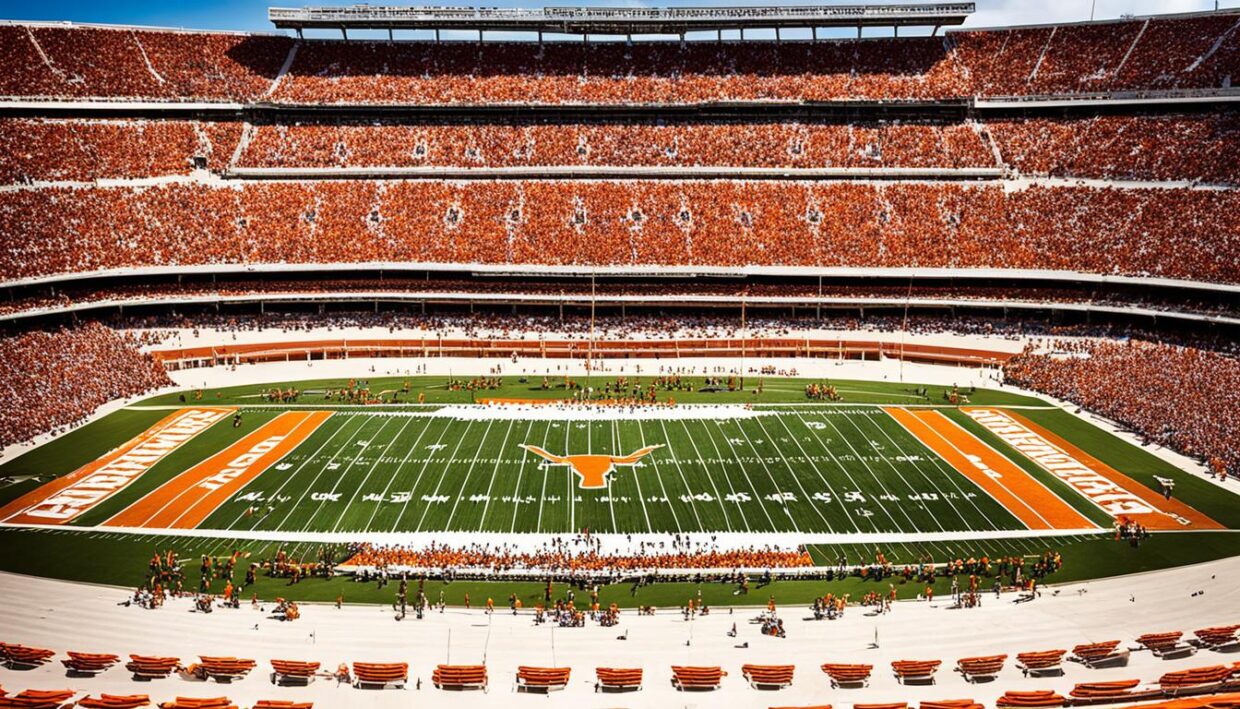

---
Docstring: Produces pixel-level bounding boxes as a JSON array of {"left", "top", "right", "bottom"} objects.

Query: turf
[{"left": 0, "top": 528, "right": 1235, "bottom": 608}]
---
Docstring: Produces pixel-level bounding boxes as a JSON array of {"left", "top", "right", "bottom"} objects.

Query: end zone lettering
[{"left": 11, "top": 408, "right": 231, "bottom": 523}]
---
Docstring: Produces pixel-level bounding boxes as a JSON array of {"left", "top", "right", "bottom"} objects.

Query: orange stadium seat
[
  {"left": 595, "top": 667, "right": 643, "bottom": 692},
  {"left": 0, "top": 644, "right": 56, "bottom": 670},
  {"left": 1138, "top": 632, "right": 1197, "bottom": 659},
  {"left": 431, "top": 664, "right": 486, "bottom": 691},
  {"left": 189, "top": 657, "right": 256, "bottom": 683},
  {"left": 922, "top": 700, "right": 983, "bottom": 709},
  {"left": 741, "top": 664, "right": 795, "bottom": 689},
  {"left": 1193, "top": 627, "right": 1240, "bottom": 651},
  {"left": 352, "top": 662, "right": 408, "bottom": 689},
  {"left": 1016, "top": 650, "right": 1067, "bottom": 677},
  {"left": 822, "top": 663, "right": 873, "bottom": 688},
  {"left": 157, "top": 699, "right": 236, "bottom": 709},
  {"left": 892, "top": 660, "right": 941, "bottom": 685},
  {"left": 1070, "top": 642, "right": 1130, "bottom": 669},
  {"left": 0, "top": 689, "right": 76, "bottom": 709},
  {"left": 854, "top": 703, "right": 908, "bottom": 709},
  {"left": 76, "top": 695, "right": 151, "bottom": 709},
  {"left": 250, "top": 702, "right": 313, "bottom": 709},
  {"left": 1068, "top": 679, "right": 1155, "bottom": 704},
  {"left": 996, "top": 690, "right": 1067, "bottom": 708},
  {"left": 1158, "top": 666, "right": 1236, "bottom": 695},
  {"left": 269, "top": 660, "right": 320, "bottom": 685},
  {"left": 125, "top": 655, "right": 181, "bottom": 680},
  {"left": 671, "top": 666, "right": 726, "bottom": 691},
  {"left": 515, "top": 666, "right": 571, "bottom": 692},
  {"left": 956, "top": 655, "right": 1006, "bottom": 682},
  {"left": 62, "top": 652, "right": 121, "bottom": 676}
]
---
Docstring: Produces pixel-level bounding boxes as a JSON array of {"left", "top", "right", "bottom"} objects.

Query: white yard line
[
  {"left": 327, "top": 416, "right": 416, "bottom": 533},
  {"left": 752, "top": 416, "right": 837, "bottom": 533},
  {"left": 727, "top": 418, "right": 803, "bottom": 534},
  {"left": 675, "top": 419, "right": 735, "bottom": 533},
  {"left": 264, "top": 415, "right": 373, "bottom": 531},
  {"left": 417, "top": 420, "right": 491, "bottom": 533},
  {"left": 510, "top": 421, "right": 549, "bottom": 534},
  {"left": 794, "top": 409, "right": 905, "bottom": 533},
  {"left": 388, "top": 419, "right": 457, "bottom": 533},
  {"left": 706, "top": 419, "right": 780, "bottom": 530},
  {"left": 837, "top": 413, "right": 950, "bottom": 533},
  {"left": 637, "top": 420, "right": 682, "bottom": 533},
  {"left": 359, "top": 417, "right": 434, "bottom": 532},
  {"left": 655, "top": 419, "right": 707, "bottom": 531},
  {"left": 300, "top": 416, "right": 399, "bottom": 533},
  {"left": 619, "top": 421, "right": 655, "bottom": 534},
  {"left": 769, "top": 413, "right": 860, "bottom": 533},
  {"left": 442, "top": 419, "right": 510, "bottom": 532},
  {"left": 478, "top": 420, "right": 529, "bottom": 533}
]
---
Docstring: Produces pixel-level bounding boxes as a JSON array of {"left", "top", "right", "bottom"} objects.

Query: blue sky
[{"left": 0, "top": 0, "right": 1234, "bottom": 34}]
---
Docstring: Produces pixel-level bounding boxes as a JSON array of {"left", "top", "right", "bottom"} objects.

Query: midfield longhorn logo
[{"left": 519, "top": 444, "right": 664, "bottom": 489}]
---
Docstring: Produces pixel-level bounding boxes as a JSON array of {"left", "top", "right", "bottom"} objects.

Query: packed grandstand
[{"left": 0, "top": 2, "right": 1238, "bottom": 708}]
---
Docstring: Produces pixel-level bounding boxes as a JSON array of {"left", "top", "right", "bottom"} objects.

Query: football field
[{"left": 0, "top": 375, "right": 1231, "bottom": 538}]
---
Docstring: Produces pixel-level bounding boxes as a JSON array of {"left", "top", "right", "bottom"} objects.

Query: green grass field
[{"left": 1, "top": 374, "right": 1232, "bottom": 535}]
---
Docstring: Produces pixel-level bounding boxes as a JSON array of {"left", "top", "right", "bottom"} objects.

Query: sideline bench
[
  {"left": 431, "top": 664, "right": 487, "bottom": 691},
  {"left": 893, "top": 660, "right": 941, "bottom": 685},
  {"left": 741, "top": 664, "right": 795, "bottom": 689},
  {"left": 821, "top": 664, "right": 873, "bottom": 688},
  {"left": 671, "top": 666, "right": 726, "bottom": 691},
  {"left": 956, "top": 655, "right": 1006, "bottom": 683},
  {"left": 595, "top": 667, "right": 642, "bottom": 692},
  {"left": 62, "top": 652, "right": 121, "bottom": 676},
  {"left": 515, "top": 666, "right": 571, "bottom": 693},
  {"left": 270, "top": 660, "right": 320, "bottom": 686},
  {"left": 353, "top": 662, "right": 408, "bottom": 689},
  {"left": 1017, "top": 651, "right": 1067, "bottom": 677},
  {"left": 126, "top": 656, "right": 181, "bottom": 680},
  {"left": 1070, "top": 642, "right": 1129, "bottom": 669},
  {"left": 77, "top": 694, "right": 151, "bottom": 709}
]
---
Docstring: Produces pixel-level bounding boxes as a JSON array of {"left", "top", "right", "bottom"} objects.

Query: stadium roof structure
[{"left": 269, "top": 3, "right": 976, "bottom": 39}]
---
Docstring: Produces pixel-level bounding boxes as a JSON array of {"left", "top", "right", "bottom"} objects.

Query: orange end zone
[
  {"left": 1, "top": 407, "right": 235, "bottom": 526},
  {"left": 884, "top": 407, "right": 1096, "bottom": 531},
  {"left": 962, "top": 408, "right": 1221, "bottom": 531},
  {"left": 103, "top": 410, "right": 332, "bottom": 529}
]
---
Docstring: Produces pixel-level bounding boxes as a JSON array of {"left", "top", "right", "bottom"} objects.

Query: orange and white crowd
[
  {"left": 0, "top": 119, "right": 241, "bottom": 184},
  {"left": 1005, "top": 340, "right": 1240, "bottom": 477},
  {"left": 0, "top": 322, "right": 172, "bottom": 448},
  {"left": 3, "top": 182, "right": 1237, "bottom": 283},
  {"left": 241, "top": 121, "right": 993, "bottom": 170},
  {"left": 1, "top": 13, "right": 1237, "bottom": 103}
]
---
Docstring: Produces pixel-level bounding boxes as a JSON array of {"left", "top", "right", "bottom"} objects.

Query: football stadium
[{"left": 0, "top": 1, "right": 1238, "bottom": 707}]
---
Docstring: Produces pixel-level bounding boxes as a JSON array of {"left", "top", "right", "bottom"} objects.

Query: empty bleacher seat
[
  {"left": 821, "top": 663, "right": 873, "bottom": 688},
  {"left": 269, "top": 660, "right": 320, "bottom": 685},
  {"left": 1137, "top": 632, "right": 1196, "bottom": 659},
  {"left": 956, "top": 655, "right": 1006, "bottom": 682},
  {"left": 431, "top": 664, "right": 486, "bottom": 691},
  {"left": 1193, "top": 626, "right": 1240, "bottom": 651},
  {"left": 76, "top": 695, "right": 151, "bottom": 709},
  {"left": 157, "top": 698, "right": 236, "bottom": 709},
  {"left": 595, "top": 667, "right": 642, "bottom": 692},
  {"left": 995, "top": 690, "right": 1066, "bottom": 708},
  {"left": 741, "top": 664, "right": 795, "bottom": 689},
  {"left": 352, "top": 662, "right": 408, "bottom": 689},
  {"left": 193, "top": 657, "right": 256, "bottom": 683},
  {"left": 671, "top": 666, "right": 726, "bottom": 691},
  {"left": 0, "top": 688, "right": 76, "bottom": 709},
  {"left": 62, "top": 652, "right": 121, "bottom": 676},
  {"left": 892, "top": 660, "right": 941, "bottom": 685},
  {"left": 126, "top": 655, "right": 181, "bottom": 680},
  {"left": 1016, "top": 650, "right": 1067, "bottom": 677},
  {"left": 0, "top": 644, "right": 56, "bottom": 670},
  {"left": 1070, "top": 642, "right": 1130, "bottom": 668},
  {"left": 515, "top": 666, "right": 571, "bottom": 692},
  {"left": 1158, "top": 665, "right": 1235, "bottom": 694},
  {"left": 1068, "top": 679, "right": 1153, "bottom": 704},
  {"left": 250, "top": 702, "right": 313, "bottom": 709}
]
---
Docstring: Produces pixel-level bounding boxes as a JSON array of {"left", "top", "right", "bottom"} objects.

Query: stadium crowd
[
  {"left": 241, "top": 120, "right": 993, "bottom": 169},
  {"left": 987, "top": 112, "right": 1240, "bottom": 184},
  {"left": 3, "top": 181, "right": 1237, "bottom": 283},
  {"left": 1005, "top": 339, "right": 1240, "bottom": 476},
  {"left": 0, "top": 119, "right": 242, "bottom": 184},
  {"left": 1, "top": 13, "right": 1237, "bottom": 103},
  {"left": 0, "top": 322, "right": 172, "bottom": 448}
]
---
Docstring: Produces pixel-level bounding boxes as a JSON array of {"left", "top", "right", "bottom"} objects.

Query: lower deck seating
[
  {"left": 742, "top": 664, "right": 795, "bottom": 689},
  {"left": 671, "top": 666, "right": 726, "bottom": 691},
  {"left": 1193, "top": 627, "right": 1240, "bottom": 651},
  {"left": 193, "top": 658, "right": 255, "bottom": 683},
  {"left": 997, "top": 690, "right": 1067, "bottom": 708},
  {"left": 595, "top": 667, "right": 642, "bottom": 692},
  {"left": 922, "top": 700, "right": 983, "bottom": 709},
  {"left": 250, "top": 702, "right": 313, "bottom": 709},
  {"left": 893, "top": 660, "right": 941, "bottom": 684},
  {"left": 352, "top": 662, "right": 408, "bottom": 689},
  {"left": 269, "top": 660, "right": 319, "bottom": 685},
  {"left": 63, "top": 652, "right": 121, "bottom": 676},
  {"left": 856, "top": 703, "right": 908, "bottom": 709},
  {"left": 77, "top": 695, "right": 151, "bottom": 709},
  {"left": 431, "top": 664, "right": 487, "bottom": 691},
  {"left": 1071, "top": 642, "right": 1130, "bottom": 669},
  {"left": 957, "top": 656, "right": 1006, "bottom": 682},
  {"left": 822, "top": 664, "right": 873, "bottom": 688},
  {"left": 126, "top": 656, "right": 181, "bottom": 680},
  {"left": 515, "top": 666, "right": 571, "bottom": 692},
  {"left": 1017, "top": 651, "right": 1067, "bottom": 677}
]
